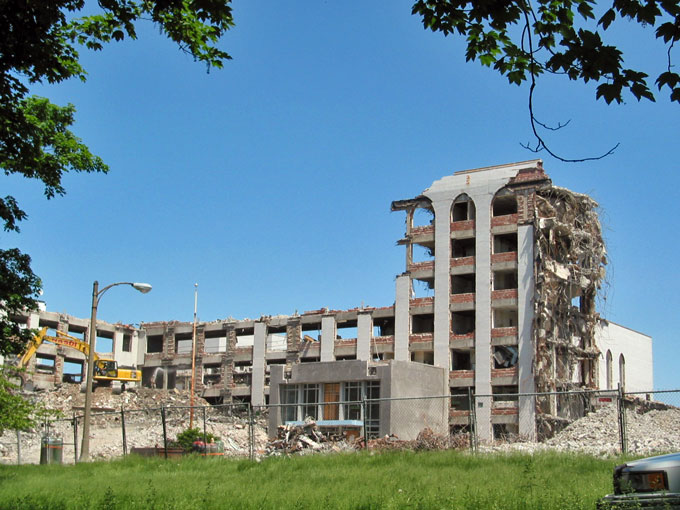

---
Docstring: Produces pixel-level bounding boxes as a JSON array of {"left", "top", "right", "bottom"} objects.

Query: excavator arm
[{"left": 16, "top": 327, "right": 99, "bottom": 368}]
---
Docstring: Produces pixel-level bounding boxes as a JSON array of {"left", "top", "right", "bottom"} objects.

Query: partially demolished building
[{"left": 12, "top": 160, "right": 652, "bottom": 441}]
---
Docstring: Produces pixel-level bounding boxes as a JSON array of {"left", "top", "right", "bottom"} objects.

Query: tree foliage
[
  {"left": 0, "top": 1, "right": 234, "bottom": 354},
  {"left": 412, "top": 0, "right": 680, "bottom": 160},
  {"left": 0, "top": 1, "right": 233, "bottom": 428}
]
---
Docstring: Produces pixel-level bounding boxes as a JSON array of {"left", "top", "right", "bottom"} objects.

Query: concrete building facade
[{"left": 10, "top": 160, "right": 653, "bottom": 441}]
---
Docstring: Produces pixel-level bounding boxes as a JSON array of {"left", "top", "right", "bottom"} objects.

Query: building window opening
[
  {"left": 266, "top": 331, "right": 287, "bottom": 352},
  {"left": 412, "top": 243, "right": 434, "bottom": 263},
  {"left": 412, "top": 313, "right": 434, "bottom": 334},
  {"left": 493, "top": 233, "right": 518, "bottom": 254},
  {"left": 205, "top": 330, "right": 227, "bottom": 353},
  {"left": 343, "top": 381, "right": 362, "bottom": 421},
  {"left": 451, "top": 311, "right": 475, "bottom": 335},
  {"left": 619, "top": 354, "right": 626, "bottom": 390},
  {"left": 336, "top": 323, "right": 358, "bottom": 340},
  {"left": 451, "top": 349, "right": 473, "bottom": 370},
  {"left": 235, "top": 332, "right": 254, "bottom": 348},
  {"left": 175, "top": 332, "right": 193, "bottom": 354},
  {"left": 35, "top": 354, "right": 55, "bottom": 374},
  {"left": 95, "top": 331, "right": 114, "bottom": 353},
  {"left": 413, "top": 207, "right": 434, "bottom": 228},
  {"left": 373, "top": 318, "right": 395, "bottom": 337},
  {"left": 62, "top": 360, "right": 83, "bottom": 383},
  {"left": 411, "top": 350, "right": 434, "bottom": 365},
  {"left": 412, "top": 279, "right": 433, "bottom": 299},
  {"left": 493, "top": 271, "right": 518, "bottom": 290},
  {"left": 451, "top": 274, "right": 475, "bottom": 294},
  {"left": 492, "top": 346, "right": 518, "bottom": 368},
  {"left": 450, "top": 390, "right": 471, "bottom": 410},
  {"left": 302, "top": 384, "right": 319, "bottom": 420},
  {"left": 280, "top": 385, "right": 298, "bottom": 423},
  {"left": 203, "top": 363, "right": 222, "bottom": 386},
  {"left": 492, "top": 385, "right": 518, "bottom": 402},
  {"left": 452, "top": 195, "right": 476, "bottom": 221},
  {"left": 606, "top": 350, "right": 613, "bottom": 390},
  {"left": 365, "top": 381, "right": 380, "bottom": 438},
  {"left": 147, "top": 335, "right": 163, "bottom": 353},
  {"left": 452, "top": 238, "right": 475, "bottom": 258},
  {"left": 492, "top": 193, "right": 517, "bottom": 216},
  {"left": 493, "top": 309, "right": 517, "bottom": 328},
  {"left": 122, "top": 333, "right": 132, "bottom": 352}
]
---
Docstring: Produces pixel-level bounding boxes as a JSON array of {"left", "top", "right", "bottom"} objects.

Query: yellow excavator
[{"left": 14, "top": 327, "right": 141, "bottom": 394}]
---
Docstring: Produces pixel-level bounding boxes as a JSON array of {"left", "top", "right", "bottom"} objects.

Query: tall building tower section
[{"left": 392, "top": 160, "right": 606, "bottom": 440}]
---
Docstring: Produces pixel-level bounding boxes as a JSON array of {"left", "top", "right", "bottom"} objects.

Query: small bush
[{"left": 171, "top": 427, "right": 220, "bottom": 452}]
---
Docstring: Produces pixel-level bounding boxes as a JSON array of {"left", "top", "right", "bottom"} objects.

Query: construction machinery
[{"left": 13, "top": 327, "right": 141, "bottom": 394}]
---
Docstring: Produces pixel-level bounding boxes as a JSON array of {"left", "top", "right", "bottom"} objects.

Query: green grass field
[{"left": 0, "top": 451, "right": 623, "bottom": 510}]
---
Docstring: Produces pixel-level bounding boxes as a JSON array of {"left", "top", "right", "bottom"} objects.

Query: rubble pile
[
  {"left": 265, "top": 419, "right": 358, "bottom": 456},
  {"left": 482, "top": 401, "right": 680, "bottom": 456},
  {"left": 0, "top": 385, "right": 268, "bottom": 463}
]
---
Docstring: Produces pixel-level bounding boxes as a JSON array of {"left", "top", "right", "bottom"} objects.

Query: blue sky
[{"left": 5, "top": 2, "right": 678, "bottom": 390}]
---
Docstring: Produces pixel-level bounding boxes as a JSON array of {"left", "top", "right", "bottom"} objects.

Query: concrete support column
[
  {"left": 320, "top": 315, "right": 336, "bottom": 362},
  {"left": 357, "top": 311, "right": 372, "bottom": 361},
  {"left": 517, "top": 224, "right": 536, "bottom": 439},
  {"left": 432, "top": 199, "right": 453, "bottom": 369},
  {"left": 394, "top": 275, "right": 410, "bottom": 361},
  {"left": 251, "top": 321, "right": 267, "bottom": 406},
  {"left": 26, "top": 311, "right": 41, "bottom": 329},
  {"left": 135, "top": 331, "right": 146, "bottom": 367},
  {"left": 473, "top": 193, "right": 493, "bottom": 441},
  {"left": 113, "top": 330, "right": 123, "bottom": 358}
]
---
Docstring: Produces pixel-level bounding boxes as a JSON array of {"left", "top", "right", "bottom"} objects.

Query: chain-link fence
[{"left": 2, "top": 388, "right": 678, "bottom": 464}]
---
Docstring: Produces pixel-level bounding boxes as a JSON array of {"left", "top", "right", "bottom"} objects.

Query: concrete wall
[
  {"left": 387, "top": 360, "right": 448, "bottom": 438},
  {"left": 268, "top": 360, "right": 448, "bottom": 440},
  {"left": 596, "top": 320, "right": 653, "bottom": 393}
]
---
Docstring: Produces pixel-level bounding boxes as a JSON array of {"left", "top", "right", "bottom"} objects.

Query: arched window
[
  {"left": 452, "top": 193, "right": 476, "bottom": 221},
  {"left": 606, "top": 350, "right": 613, "bottom": 390},
  {"left": 492, "top": 188, "right": 517, "bottom": 217},
  {"left": 619, "top": 354, "right": 626, "bottom": 390}
]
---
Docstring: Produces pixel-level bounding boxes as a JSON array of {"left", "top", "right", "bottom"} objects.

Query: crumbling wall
[{"left": 532, "top": 185, "right": 606, "bottom": 434}]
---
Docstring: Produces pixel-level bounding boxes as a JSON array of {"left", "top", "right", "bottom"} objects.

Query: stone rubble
[
  {"left": 0, "top": 385, "right": 268, "bottom": 464},
  {"left": 480, "top": 402, "right": 680, "bottom": 457},
  {"left": 2, "top": 388, "right": 678, "bottom": 463}
]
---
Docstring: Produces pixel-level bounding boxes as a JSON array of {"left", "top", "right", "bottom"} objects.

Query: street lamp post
[{"left": 79, "top": 281, "right": 151, "bottom": 462}]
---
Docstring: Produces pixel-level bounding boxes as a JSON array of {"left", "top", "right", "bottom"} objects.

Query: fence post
[
  {"left": 466, "top": 388, "right": 474, "bottom": 453},
  {"left": 73, "top": 413, "right": 79, "bottom": 463},
  {"left": 248, "top": 404, "right": 254, "bottom": 461},
  {"left": 161, "top": 406, "right": 168, "bottom": 459},
  {"left": 617, "top": 383, "right": 627, "bottom": 454},
  {"left": 16, "top": 430, "right": 21, "bottom": 465},
  {"left": 362, "top": 399, "right": 368, "bottom": 450},
  {"left": 121, "top": 406, "right": 127, "bottom": 457},
  {"left": 202, "top": 407, "right": 207, "bottom": 455}
]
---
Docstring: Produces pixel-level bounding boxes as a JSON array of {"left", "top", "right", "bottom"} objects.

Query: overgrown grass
[{"left": 0, "top": 451, "right": 623, "bottom": 509}]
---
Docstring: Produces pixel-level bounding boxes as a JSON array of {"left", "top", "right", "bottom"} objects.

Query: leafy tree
[
  {"left": 0, "top": 1, "right": 234, "bottom": 355},
  {"left": 0, "top": 1, "right": 233, "bottom": 431},
  {"left": 412, "top": 0, "right": 680, "bottom": 160}
]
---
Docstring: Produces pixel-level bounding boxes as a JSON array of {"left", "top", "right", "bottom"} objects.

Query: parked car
[{"left": 599, "top": 452, "right": 680, "bottom": 508}]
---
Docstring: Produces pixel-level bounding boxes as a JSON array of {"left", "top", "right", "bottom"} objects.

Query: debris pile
[
  {"left": 533, "top": 186, "right": 606, "bottom": 401},
  {"left": 482, "top": 400, "right": 680, "bottom": 456},
  {"left": 0, "top": 385, "right": 268, "bottom": 463},
  {"left": 265, "top": 419, "right": 359, "bottom": 456}
]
